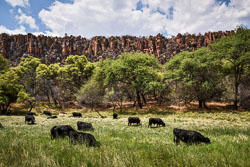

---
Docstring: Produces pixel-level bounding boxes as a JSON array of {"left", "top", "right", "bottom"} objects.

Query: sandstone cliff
[{"left": 0, "top": 30, "right": 234, "bottom": 66}]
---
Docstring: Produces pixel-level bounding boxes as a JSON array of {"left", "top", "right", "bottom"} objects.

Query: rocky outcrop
[{"left": 0, "top": 30, "right": 234, "bottom": 65}]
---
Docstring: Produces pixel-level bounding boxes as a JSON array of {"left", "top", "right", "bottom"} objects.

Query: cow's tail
[{"left": 174, "top": 135, "right": 176, "bottom": 144}]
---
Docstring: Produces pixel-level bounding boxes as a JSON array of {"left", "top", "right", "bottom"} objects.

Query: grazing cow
[
  {"left": 43, "top": 111, "right": 52, "bottom": 116},
  {"left": 113, "top": 113, "right": 118, "bottom": 119},
  {"left": 50, "top": 125, "right": 75, "bottom": 139},
  {"left": 25, "top": 115, "right": 35, "bottom": 124},
  {"left": 72, "top": 112, "right": 82, "bottom": 117},
  {"left": 173, "top": 128, "right": 211, "bottom": 145},
  {"left": 27, "top": 112, "right": 36, "bottom": 115},
  {"left": 77, "top": 121, "right": 94, "bottom": 131},
  {"left": 128, "top": 117, "right": 141, "bottom": 126},
  {"left": 69, "top": 131, "right": 101, "bottom": 147},
  {"left": 47, "top": 116, "right": 58, "bottom": 119},
  {"left": 148, "top": 118, "right": 165, "bottom": 127},
  {"left": 0, "top": 123, "right": 3, "bottom": 129}
]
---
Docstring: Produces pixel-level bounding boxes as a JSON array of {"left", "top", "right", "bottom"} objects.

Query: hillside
[{"left": 0, "top": 30, "right": 233, "bottom": 66}]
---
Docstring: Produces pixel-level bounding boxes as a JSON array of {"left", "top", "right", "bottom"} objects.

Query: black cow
[
  {"left": 128, "top": 117, "right": 141, "bottom": 126},
  {"left": 113, "top": 113, "right": 118, "bottom": 119},
  {"left": 43, "top": 111, "right": 52, "bottom": 116},
  {"left": 148, "top": 118, "right": 165, "bottom": 127},
  {"left": 173, "top": 128, "right": 211, "bottom": 145},
  {"left": 50, "top": 125, "right": 75, "bottom": 139},
  {"left": 72, "top": 112, "right": 82, "bottom": 117},
  {"left": 77, "top": 121, "right": 94, "bottom": 131},
  {"left": 25, "top": 115, "right": 35, "bottom": 124},
  {"left": 0, "top": 123, "right": 3, "bottom": 129},
  {"left": 69, "top": 131, "right": 101, "bottom": 147},
  {"left": 27, "top": 112, "right": 36, "bottom": 115},
  {"left": 47, "top": 116, "right": 58, "bottom": 119}
]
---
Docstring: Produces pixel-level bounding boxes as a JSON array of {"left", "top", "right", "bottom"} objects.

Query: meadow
[{"left": 0, "top": 110, "right": 249, "bottom": 167}]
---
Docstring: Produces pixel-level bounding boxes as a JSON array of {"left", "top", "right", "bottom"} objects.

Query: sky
[{"left": 0, "top": 0, "right": 249, "bottom": 38}]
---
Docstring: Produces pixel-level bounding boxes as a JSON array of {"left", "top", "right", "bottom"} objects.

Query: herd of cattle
[{"left": 4, "top": 111, "right": 211, "bottom": 147}]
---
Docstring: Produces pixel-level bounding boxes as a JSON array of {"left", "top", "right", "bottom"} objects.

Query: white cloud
[
  {"left": 0, "top": 25, "right": 58, "bottom": 37},
  {"left": 5, "top": 0, "right": 29, "bottom": 8},
  {"left": 15, "top": 9, "right": 39, "bottom": 30},
  {"left": 36, "top": 0, "right": 250, "bottom": 37},
  {"left": 0, "top": 25, "right": 26, "bottom": 34},
  {"left": 38, "top": 0, "right": 167, "bottom": 37},
  {"left": 160, "top": 0, "right": 250, "bottom": 35}
]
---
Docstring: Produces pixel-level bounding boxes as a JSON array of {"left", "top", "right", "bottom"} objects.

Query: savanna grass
[{"left": 0, "top": 111, "right": 249, "bottom": 167}]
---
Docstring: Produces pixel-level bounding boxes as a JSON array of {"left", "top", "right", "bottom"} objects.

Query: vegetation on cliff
[{"left": 0, "top": 26, "right": 249, "bottom": 114}]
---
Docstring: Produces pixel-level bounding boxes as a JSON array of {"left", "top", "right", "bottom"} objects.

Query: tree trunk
[
  {"left": 126, "top": 90, "right": 133, "bottom": 101},
  {"left": 120, "top": 100, "right": 123, "bottom": 112},
  {"left": 234, "top": 83, "right": 238, "bottom": 110},
  {"left": 28, "top": 101, "right": 35, "bottom": 112},
  {"left": 203, "top": 100, "right": 208, "bottom": 109},
  {"left": 50, "top": 87, "right": 58, "bottom": 105},
  {"left": 199, "top": 100, "right": 203, "bottom": 108},
  {"left": 47, "top": 92, "right": 51, "bottom": 104},
  {"left": 142, "top": 93, "right": 147, "bottom": 104},
  {"left": 94, "top": 108, "right": 105, "bottom": 118},
  {"left": 136, "top": 90, "right": 143, "bottom": 109},
  {"left": 133, "top": 100, "right": 136, "bottom": 107},
  {"left": 118, "top": 98, "right": 123, "bottom": 112},
  {"left": 112, "top": 105, "right": 116, "bottom": 113}
]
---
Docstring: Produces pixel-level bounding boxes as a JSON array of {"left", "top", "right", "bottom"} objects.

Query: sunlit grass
[{"left": 0, "top": 111, "right": 249, "bottom": 167}]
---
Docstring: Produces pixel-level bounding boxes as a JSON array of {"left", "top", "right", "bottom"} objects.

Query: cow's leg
[
  {"left": 176, "top": 138, "right": 180, "bottom": 145},
  {"left": 174, "top": 136, "right": 180, "bottom": 145},
  {"left": 70, "top": 138, "right": 74, "bottom": 144}
]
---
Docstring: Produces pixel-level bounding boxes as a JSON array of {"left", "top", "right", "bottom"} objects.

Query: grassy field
[{"left": 0, "top": 110, "right": 249, "bottom": 167}]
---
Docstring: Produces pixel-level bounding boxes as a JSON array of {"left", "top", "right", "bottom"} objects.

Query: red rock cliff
[{"left": 0, "top": 30, "right": 234, "bottom": 66}]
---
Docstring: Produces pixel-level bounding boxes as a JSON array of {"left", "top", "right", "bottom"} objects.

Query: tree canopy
[
  {"left": 165, "top": 47, "right": 224, "bottom": 108},
  {"left": 210, "top": 26, "right": 250, "bottom": 109},
  {"left": 93, "top": 52, "right": 164, "bottom": 108}
]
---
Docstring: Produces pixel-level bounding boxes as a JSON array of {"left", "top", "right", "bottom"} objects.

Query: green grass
[{"left": 0, "top": 111, "right": 249, "bottom": 167}]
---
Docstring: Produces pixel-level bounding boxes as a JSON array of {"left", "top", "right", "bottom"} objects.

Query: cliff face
[{"left": 0, "top": 30, "right": 233, "bottom": 66}]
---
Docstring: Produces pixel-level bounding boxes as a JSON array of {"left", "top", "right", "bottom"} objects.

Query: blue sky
[{"left": 0, "top": 0, "right": 249, "bottom": 37}]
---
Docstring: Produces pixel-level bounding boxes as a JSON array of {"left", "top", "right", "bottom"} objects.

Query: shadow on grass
[
  {"left": 148, "top": 126, "right": 166, "bottom": 128},
  {"left": 116, "top": 110, "right": 176, "bottom": 116},
  {"left": 3, "top": 101, "right": 250, "bottom": 116},
  {"left": 128, "top": 124, "right": 142, "bottom": 127}
]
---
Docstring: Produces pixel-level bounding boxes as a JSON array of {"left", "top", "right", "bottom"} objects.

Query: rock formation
[{"left": 0, "top": 30, "right": 234, "bottom": 66}]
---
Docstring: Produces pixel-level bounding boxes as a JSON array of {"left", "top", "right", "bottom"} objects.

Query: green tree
[
  {"left": 103, "top": 83, "right": 128, "bottom": 112},
  {"left": 36, "top": 63, "right": 60, "bottom": 105},
  {"left": 210, "top": 26, "right": 250, "bottom": 109},
  {"left": 165, "top": 47, "right": 223, "bottom": 108},
  {"left": 0, "top": 69, "right": 21, "bottom": 114},
  {"left": 59, "top": 55, "right": 95, "bottom": 93},
  {"left": 17, "top": 90, "right": 35, "bottom": 113},
  {"left": 15, "top": 56, "right": 41, "bottom": 99},
  {"left": 0, "top": 54, "right": 8, "bottom": 73},
  {"left": 94, "top": 52, "right": 163, "bottom": 109},
  {"left": 77, "top": 80, "right": 105, "bottom": 118}
]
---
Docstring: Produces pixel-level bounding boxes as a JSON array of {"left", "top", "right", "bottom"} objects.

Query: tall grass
[{"left": 0, "top": 111, "right": 249, "bottom": 167}]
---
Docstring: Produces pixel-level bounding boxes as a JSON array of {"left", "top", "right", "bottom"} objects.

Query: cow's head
[
  {"left": 162, "top": 123, "right": 166, "bottom": 127},
  {"left": 204, "top": 137, "right": 211, "bottom": 144}
]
